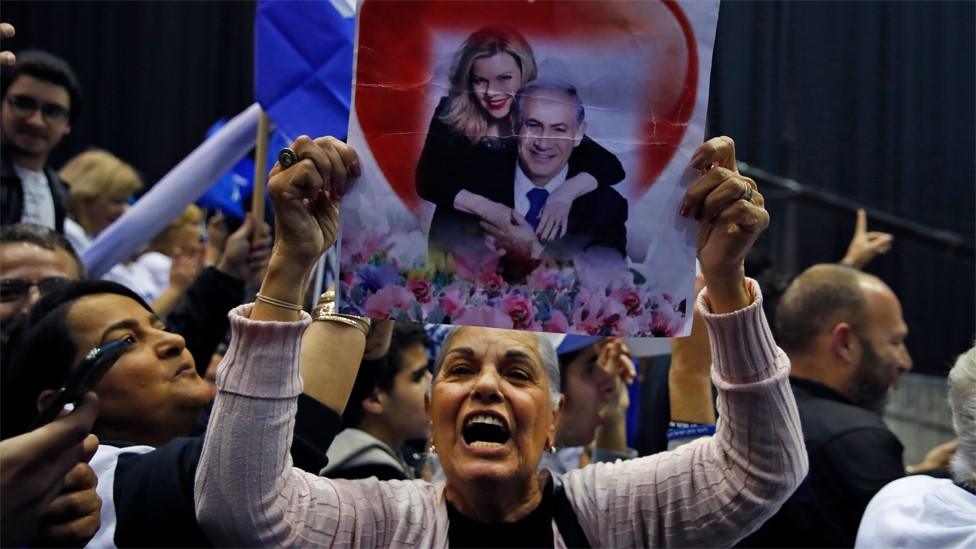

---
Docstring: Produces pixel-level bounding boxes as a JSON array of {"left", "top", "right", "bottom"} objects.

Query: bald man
[{"left": 739, "top": 264, "right": 912, "bottom": 548}]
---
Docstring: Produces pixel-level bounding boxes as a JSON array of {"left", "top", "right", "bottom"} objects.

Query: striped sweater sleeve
[
  {"left": 193, "top": 304, "right": 444, "bottom": 547},
  {"left": 561, "top": 279, "right": 808, "bottom": 547}
]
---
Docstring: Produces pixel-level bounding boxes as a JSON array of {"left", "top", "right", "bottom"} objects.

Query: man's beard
[{"left": 849, "top": 337, "right": 895, "bottom": 414}]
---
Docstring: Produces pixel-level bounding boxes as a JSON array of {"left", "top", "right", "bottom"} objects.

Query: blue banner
[{"left": 254, "top": 0, "right": 355, "bottom": 140}]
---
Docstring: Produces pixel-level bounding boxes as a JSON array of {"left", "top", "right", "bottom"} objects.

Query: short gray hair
[
  {"left": 948, "top": 344, "right": 976, "bottom": 484},
  {"left": 514, "top": 77, "right": 585, "bottom": 127},
  {"left": 431, "top": 326, "right": 561, "bottom": 408}
]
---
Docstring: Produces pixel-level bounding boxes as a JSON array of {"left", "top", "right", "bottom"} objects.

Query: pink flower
[
  {"left": 545, "top": 310, "right": 570, "bottom": 333},
  {"left": 454, "top": 305, "right": 514, "bottom": 330},
  {"left": 407, "top": 277, "right": 433, "bottom": 304},
  {"left": 501, "top": 294, "right": 535, "bottom": 330},
  {"left": 528, "top": 266, "right": 559, "bottom": 290},
  {"left": 439, "top": 285, "right": 465, "bottom": 318},
  {"left": 477, "top": 272, "right": 505, "bottom": 296},
  {"left": 650, "top": 309, "right": 684, "bottom": 337},
  {"left": 451, "top": 246, "right": 500, "bottom": 281},
  {"left": 612, "top": 287, "right": 643, "bottom": 316},
  {"left": 364, "top": 286, "right": 415, "bottom": 319},
  {"left": 572, "top": 292, "right": 632, "bottom": 335},
  {"left": 342, "top": 231, "right": 394, "bottom": 265}
]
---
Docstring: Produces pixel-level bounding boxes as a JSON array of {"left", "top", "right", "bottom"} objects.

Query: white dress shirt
[
  {"left": 14, "top": 164, "right": 56, "bottom": 229},
  {"left": 513, "top": 163, "right": 569, "bottom": 217}
]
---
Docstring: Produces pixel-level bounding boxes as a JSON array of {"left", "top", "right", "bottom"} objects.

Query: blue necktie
[{"left": 525, "top": 188, "right": 549, "bottom": 230}]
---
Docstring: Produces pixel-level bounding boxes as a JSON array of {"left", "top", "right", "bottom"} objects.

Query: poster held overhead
[{"left": 339, "top": 0, "right": 720, "bottom": 337}]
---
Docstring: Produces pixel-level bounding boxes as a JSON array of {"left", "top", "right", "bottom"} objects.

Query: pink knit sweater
[{"left": 195, "top": 281, "right": 808, "bottom": 547}]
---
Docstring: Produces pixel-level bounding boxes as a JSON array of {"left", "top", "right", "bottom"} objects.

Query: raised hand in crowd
[
  {"left": 682, "top": 135, "right": 769, "bottom": 313},
  {"left": 252, "top": 135, "right": 360, "bottom": 323},
  {"left": 215, "top": 213, "right": 273, "bottom": 288},
  {"left": 149, "top": 243, "right": 204, "bottom": 317},
  {"left": 169, "top": 244, "right": 206, "bottom": 290},
  {"left": 0, "top": 392, "right": 99, "bottom": 547},
  {"left": 668, "top": 274, "right": 717, "bottom": 427},
  {"left": 841, "top": 208, "right": 893, "bottom": 269},
  {"left": 0, "top": 22, "right": 14, "bottom": 65},
  {"left": 204, "top": 213, "right": 229, "bottom": 267},
  {"left": 594, "top": 338, "right": 635, "bottom": 454}
]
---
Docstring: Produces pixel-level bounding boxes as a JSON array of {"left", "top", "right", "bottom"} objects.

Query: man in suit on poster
[{"left": 428, "top": 79, "right": 628, "bottom": 276}]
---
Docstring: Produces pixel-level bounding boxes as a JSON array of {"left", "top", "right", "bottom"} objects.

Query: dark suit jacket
[{"left": 427, "top": 149, "right": 628, "bottom": 268}]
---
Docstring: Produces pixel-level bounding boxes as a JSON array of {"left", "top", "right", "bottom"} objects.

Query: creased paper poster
[{"left": 339, "top": 0, "right": 720, "bottom": 336}]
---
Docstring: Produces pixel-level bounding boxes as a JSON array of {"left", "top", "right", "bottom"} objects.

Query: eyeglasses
[
  {"left": 4, "top": 95, "right": 71, "bottom": 124},
  {"left": 0, "top": 277, "right": 70, "bottom": 303}
]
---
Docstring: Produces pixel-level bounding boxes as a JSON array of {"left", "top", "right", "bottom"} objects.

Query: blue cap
[{"left": 556, "top": 335, "right": 602, "bottom": 356}]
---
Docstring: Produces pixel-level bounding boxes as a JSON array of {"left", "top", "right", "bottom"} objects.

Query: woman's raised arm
[{"left": 560, "top": 137, "right": 808, "bottom": 547}]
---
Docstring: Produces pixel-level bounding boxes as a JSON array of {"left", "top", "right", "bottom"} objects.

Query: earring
[
  {"left": 545, "top": 439, "right": 556, "bottom": 453},
  {"left": 428, "top": 441, "right": 436, "bottom": 454}
]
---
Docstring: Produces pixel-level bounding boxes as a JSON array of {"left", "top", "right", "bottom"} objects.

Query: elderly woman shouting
[{"left": 194, "top": 136, "right": 808, "bottom": 547}]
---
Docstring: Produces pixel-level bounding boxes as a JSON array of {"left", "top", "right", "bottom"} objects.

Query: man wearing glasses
[
  {"left": 0, "top": 224, "right": 82, "bottom": 325},
  {"left": 1, "top": 50, "right": 80, "bottom": 233}
]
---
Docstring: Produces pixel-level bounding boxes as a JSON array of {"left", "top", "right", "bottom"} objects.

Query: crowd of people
[{"left": 1, "top": 25, "right": 973, "bottom": 549}]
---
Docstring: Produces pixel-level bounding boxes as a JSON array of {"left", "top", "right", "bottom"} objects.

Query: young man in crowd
[
  {"left": 323, "top": 323, "right": 432, "bottom": 480},
  {"left": 1, "top": 50, "right": 79, "bottom": 232},
  {"left": 738, "top": 263, "right": 912, "bottom": 547},
  {"left": 541, "top": 336, "right": 636, "bottom": 474}
]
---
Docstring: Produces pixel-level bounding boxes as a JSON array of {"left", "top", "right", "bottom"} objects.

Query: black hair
[
  {"left": 0, "top": 223, "right": 86, "bottom": 278},
  {"left": 0, "top": 280, "right": 149, "bottom": 439},
  {"left": 341, "top": 322, "right": 430, "bottom": 428},
  {"left": 1, "top": 49, "right": 82, "bottom": 124}
]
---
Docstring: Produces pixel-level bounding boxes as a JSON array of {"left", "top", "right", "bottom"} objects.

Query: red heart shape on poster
[{"left": 355, "top": 0, "right": 698, "bottom": 212}]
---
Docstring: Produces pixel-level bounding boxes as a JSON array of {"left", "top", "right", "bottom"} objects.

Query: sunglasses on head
[
  {"left": 0, "top": 277, "right": 70, "bottom": 303},
  {"left": 4, "top": 94, "right": 71, "bottom": 124}
]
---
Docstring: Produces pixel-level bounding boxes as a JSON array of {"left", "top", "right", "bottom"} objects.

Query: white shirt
[
  {"left": 87, "top": 444, "right": 156, "bottom": 548},
  {"left": 103, "top": 260, "right": 161, "bottom": 304},
  {"left": 513, "top": 163, "right": 569, "bottom": 217},
  {"left": 136, "top": 251, "right": 172, "bottom": 296},
  {"left": 64, "top": 218, "right": 93, "bottom": 255},
  {"left": 14, "top": 164, "right": 56, "bottom": 229},
  {"left": 855, "top": 475, "right": 976, "bottom": 548}
]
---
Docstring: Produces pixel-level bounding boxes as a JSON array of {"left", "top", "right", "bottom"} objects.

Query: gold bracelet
[
  {"left": 255, "top": 293, "right": 304, "bottom": 311},
  {"left": 312, "top": 307, "right": 371, "bottom": 329},
  {"left": 334, "top": 313, "right": 372, "bottom": 329},
  {"left": 318, "top": 290, "right": 336, "bottom": 306},
  {"left": 313, "top": 313, "right": 370, "bottom": 337}
]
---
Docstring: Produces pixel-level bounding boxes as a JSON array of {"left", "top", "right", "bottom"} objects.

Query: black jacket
[
  {"left": 0, "top": 145, "right": 70, "bottom": 232},
  {"left": 737, "top": 377, "right": 905, "bottom": 548},
  {"left": 103, "top": 395, "right": 341, "bottom": 547},
  {"left": 164, "top": 266, "right": 244, "bottom": 375}
]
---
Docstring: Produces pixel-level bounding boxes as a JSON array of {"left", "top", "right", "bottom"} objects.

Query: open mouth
[{"left": 462, "top": 413, "right": 511, "bottom": 448}]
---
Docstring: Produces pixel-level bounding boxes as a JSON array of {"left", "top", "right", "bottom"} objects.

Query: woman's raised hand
[
  {"left": 680, "top": 136, "right": 768, "bottom": 313},
  {"left": 267, "top": 136, "right": 360, "bottom": 269}
]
